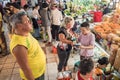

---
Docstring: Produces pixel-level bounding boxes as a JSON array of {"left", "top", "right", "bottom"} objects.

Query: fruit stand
[{"left": 90, "top": 6, "right": 120, "bottom": 79}]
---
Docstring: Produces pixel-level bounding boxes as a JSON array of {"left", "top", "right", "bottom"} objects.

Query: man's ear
[{"left": 15, "top": 23, "right": 22, "bottom": 29}]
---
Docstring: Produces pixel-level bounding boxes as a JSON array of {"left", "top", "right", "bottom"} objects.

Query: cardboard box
[
  {"left": 109, "top": 49, "right": 117, "bottom": 65},
  {"left": 114, "top": 48, "right": 120, "bottom": 70}
]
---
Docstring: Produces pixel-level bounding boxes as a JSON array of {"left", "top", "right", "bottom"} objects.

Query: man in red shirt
[{"left": 76, "top": 59, "right": 94, "bottom": 80}]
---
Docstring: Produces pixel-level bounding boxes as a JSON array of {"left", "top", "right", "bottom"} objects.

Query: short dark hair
[
  {"left": 81, "top": 22, "right": 89, "bottom": 28},
  {"left": 98, "top": 57, "right": 109, "bottom": 65},
  {"left": 103, "top": 4, "right": 107, "bottom": 7},
  {"left": 35, "top": 4, "right": 39, "bottom": 7},
  {"left": 10, "top": 2, "right": 21, "bottom": 9},
  {"left": 42, "top": 3, "right": 49, "bottom": 8},
  {"left": 79, "top": 59, "right": 94, "bottom": 75},
  {"left": 33, "top": 4, "right": 39, "bottom": 9},
  {"left": 23, "top": 4, "right": 29, "bottom": 9}
]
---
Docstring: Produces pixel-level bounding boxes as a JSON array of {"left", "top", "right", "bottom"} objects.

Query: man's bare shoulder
[{"left": 12, "top": 45, "right": 27, "bottom": 54}]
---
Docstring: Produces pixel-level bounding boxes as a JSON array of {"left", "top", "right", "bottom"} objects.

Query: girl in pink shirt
[{"left": 78, "top": 22, "right": 95, "bottom": 60}]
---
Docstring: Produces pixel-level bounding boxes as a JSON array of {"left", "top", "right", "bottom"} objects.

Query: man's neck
[{"left": 15, "top": 30, "right": 29, "bottom": 36}]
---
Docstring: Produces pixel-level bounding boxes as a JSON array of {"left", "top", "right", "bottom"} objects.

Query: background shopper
[
  {"left": 40, "top": 2, "right": 52, "bottom": 45},
  {"left": 51, "top": 3, "right": 63, "bottom": 41},
  {"left": 32, "top": 4, "right": 41, "bottom": 39}
]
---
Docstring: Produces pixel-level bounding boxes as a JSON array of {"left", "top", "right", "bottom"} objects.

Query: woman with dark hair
[
  {"left": 95, "top": 57, "right": 109, "bottom": 79},
  {"left": 103, "top": 4, "right": 110, "bottom": 15},
  {"left": 94, "top": 57, "right": 115, "bottom": 80},
  {"left": 40, "top": 2, "right": 52, "bottom": 45},
  {"left": 51, "top": 3, "right": 63, "bottom": 41},
  {"left": 32, "top": 4, "right": 41, "bottom": 39},
  {"left": 32, "top": 4, "right": 41, "bottom": 19},
  {"left": 98, "top": 57, "right": 109, "bottom": 67},
  {"left": 78, "top": 22, "right": 95, "bottom": 60}
]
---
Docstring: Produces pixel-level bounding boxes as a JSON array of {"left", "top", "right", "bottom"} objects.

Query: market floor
[{"left": 0, "top": 41, "right": 80, "bottom": 80}]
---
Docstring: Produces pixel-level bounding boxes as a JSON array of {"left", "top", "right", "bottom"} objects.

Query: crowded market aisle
[
  {"left": 0, "top": 41, "right": 80, "bottom": 80},
  {"left": 0, "top": 40, "right": 111, "bottom": 80}
]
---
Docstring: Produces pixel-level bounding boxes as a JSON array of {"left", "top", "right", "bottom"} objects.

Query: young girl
[{"left": 78, "top": 22, "right": 95, "bottom": 60}]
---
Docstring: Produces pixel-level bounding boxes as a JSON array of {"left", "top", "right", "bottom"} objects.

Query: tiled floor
[{"left": 0, "top": 41, "right": 80, "bottom": 80}]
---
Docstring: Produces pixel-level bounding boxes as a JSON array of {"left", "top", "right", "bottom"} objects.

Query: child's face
[
  {"left": 80, "top": 27, "right": 89, "bottom": 35},
  {"left": 101, "top": 64, "right": 107, "bottom": 69}
]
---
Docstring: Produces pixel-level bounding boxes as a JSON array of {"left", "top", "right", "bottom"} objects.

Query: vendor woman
[{"left": 78, "top": 22, "right": 95, "bottom": 60}]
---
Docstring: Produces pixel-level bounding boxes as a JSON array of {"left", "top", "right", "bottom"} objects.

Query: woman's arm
[
  {"left": 80, "top": 45, "right": 94, "bottom": 49},
  {"left": 59, "top": 33, "right": 73, "bottom": 45}
]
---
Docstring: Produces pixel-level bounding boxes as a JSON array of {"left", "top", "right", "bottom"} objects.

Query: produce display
[
  {"left": 103, "top": 13, "right": 120, "bottom": 23},
  {"left": 93, "top": 8, "right": 120, "bottom": 53},
  {"left": 93, "top": 22, "right": 120, "bottom": 39},
  {"left": 92, "top": 6, "right": 120, "bottom": 39},
  {"left": 64, "top": 0, "right": 95, "bottom": 17},
  {"left": 93, "top": 42, "right": 109, "bottom": 62},
  {"left": 91, "top": 5, "right": 120, "bottom": 77}
]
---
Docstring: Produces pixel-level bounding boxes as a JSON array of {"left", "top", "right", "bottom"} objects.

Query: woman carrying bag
[{"left": 57, "top": 16, "right": 75, "bottom": 80}]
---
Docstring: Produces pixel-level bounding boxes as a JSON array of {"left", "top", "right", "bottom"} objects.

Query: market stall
[{"left": 90, "top": 5, "right": 120, "bottom": 79}]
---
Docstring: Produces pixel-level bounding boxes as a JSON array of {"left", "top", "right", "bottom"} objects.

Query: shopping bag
[
  {"left": 57, "top": 71, "right": 72, "bottom": 80},
  {"left": 93, "top": 11, "right": 102, "bottom": 22},
  {"left": 37, "top": 19, "right": 42, "bottom": 24},
  {"left": 52, "top": 46, "right": 57, "bottom": 54}
]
